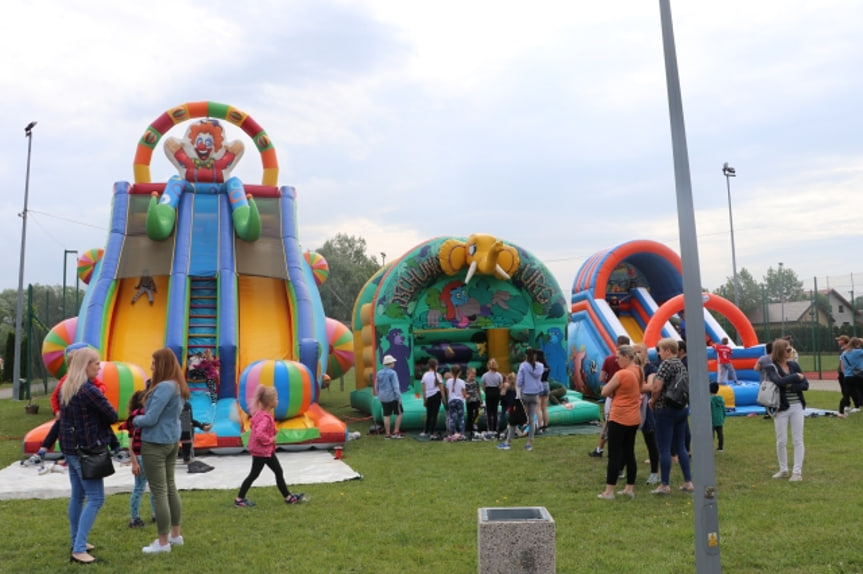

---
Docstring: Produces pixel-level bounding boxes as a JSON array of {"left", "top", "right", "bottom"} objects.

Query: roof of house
[{"left": 749, "top": 301, "right": 813, "bottom": 324}]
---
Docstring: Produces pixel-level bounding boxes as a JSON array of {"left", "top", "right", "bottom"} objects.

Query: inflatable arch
[{"left": 643, "top": 292, "right": 759, "bottom": 348}]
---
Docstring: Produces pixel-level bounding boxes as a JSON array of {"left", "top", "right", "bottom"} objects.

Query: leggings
[
  {"left": 238, "top": 454, "right": 292, "bottom": 499},
  {"left": 606, "top": 420, "right": 639, "bottom": 486},
  {"left": 466, "top": 401, "right": 480, "bottom": 436},
  {"left": 424, "top": 392, "right": 442, "bottom": 435},
  {"left": 484, "top": 387, "right": 501, "bottom": 433}
]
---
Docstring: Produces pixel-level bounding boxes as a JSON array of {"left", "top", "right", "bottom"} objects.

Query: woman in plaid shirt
[{"left": 58, "top": 348, "right": 118, "bottom": 565}]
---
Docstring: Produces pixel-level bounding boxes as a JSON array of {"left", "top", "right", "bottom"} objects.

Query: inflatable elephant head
[{"left": 438, "top": 233, "right": 520, "bottom": 284}]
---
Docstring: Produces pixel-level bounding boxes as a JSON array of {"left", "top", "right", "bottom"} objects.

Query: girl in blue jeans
[{"left": 121, "top": 391, "right": 156, "bottom": 527}]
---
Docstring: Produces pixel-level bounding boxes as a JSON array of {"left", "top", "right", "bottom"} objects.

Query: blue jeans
[
  {"left": 130, "top": 454, "right": 156, "bottom": 520},
  {"left": 447, "top": 399, "right": 465, "bottom": 434},
  {"left": 65, "top": 453, "right": 106, "bottom": 553},
  {"left": 655, "top": 407, "right": 692, "bottom": 486}
]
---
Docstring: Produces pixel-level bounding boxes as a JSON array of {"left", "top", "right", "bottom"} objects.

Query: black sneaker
[
  {"left": 588, "top": 449, "right": 603, "bottom": 458},
  {"left": 234, "top": 498, "right": 256, "bottom": 508},
  {"left": 285, "top": 493, "right": 305, "bottom": 504},
  {"left": 129, "top": 517, "right": 146, "bottom": 528}
]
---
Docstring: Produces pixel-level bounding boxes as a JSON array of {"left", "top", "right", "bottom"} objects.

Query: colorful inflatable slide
[
  {"left": 568, "top": 239, "right": 765, "bottom": 415},
  {"left": 350, "top": 234, "right": 600, "bottom": 430},
  {"left": 24, "top": 101, "right": 348, "bottom": 454}
]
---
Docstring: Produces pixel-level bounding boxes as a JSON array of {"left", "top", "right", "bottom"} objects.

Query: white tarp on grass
[{"left": 0, "top": 451, "right": 361, "bottom": 501}]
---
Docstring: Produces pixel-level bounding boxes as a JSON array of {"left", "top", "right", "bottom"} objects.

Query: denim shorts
[{"left": 538, "top": 382, "right": 550, "bottom": 397}]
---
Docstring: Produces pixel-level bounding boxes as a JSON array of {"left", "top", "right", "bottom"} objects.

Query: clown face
[{"left": 194, "top": 130, "right": 216, "bottom": 161}]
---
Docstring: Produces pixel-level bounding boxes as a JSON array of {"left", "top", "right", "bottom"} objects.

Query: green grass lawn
[{"left": 1, "top": 376, "right": 861, "bottom": 573}]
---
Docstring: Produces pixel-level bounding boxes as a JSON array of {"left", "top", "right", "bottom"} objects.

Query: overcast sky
[{"left": 2, "top": 0, "right": 862, "bottom": 304}]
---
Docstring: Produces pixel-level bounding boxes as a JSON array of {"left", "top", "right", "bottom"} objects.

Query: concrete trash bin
[{"left": 478, "top": 506, "right": 555, "bottom": 574}]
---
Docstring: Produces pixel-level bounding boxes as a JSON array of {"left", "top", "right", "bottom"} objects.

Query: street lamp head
[
  {"left": 24, "top": 121, "right": 37, "bottom": 135},
  {"left": 722, "top": 162, "right": 736, "bottom": 177}
]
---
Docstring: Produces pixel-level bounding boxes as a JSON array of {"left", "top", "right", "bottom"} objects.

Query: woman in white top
[
  {"left": 515, "top": 348, "right": 544, "bottom": 451},
  {"left": 420, "top": 358, "right": 443, "bottom": 438},
  {"left": 481, "top": 358, "right": 504, "bottom": 437},
  {"left": 446, "top": 365, "right": 467, "bottom": 440}
]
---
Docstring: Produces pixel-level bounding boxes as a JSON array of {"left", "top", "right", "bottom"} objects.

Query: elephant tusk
[
  {"left": 464, "top": 261, "right": 478, "bottom": 284},
  {"left": 495, "top": 264, "right": 511, "bottom": 280}
]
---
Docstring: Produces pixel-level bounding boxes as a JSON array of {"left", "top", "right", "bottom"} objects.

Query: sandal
[
  {"left": 650, "top": 486, "right": 671, "bottom": 495},
  {"left": 679, "top": 485, "right": 695, "bottom": 493}
]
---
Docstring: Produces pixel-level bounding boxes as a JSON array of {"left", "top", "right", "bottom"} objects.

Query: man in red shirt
[
  {"left": 713, "top": 337, "right": 739, "bottom": 384},
  {"left": 589, "top": 335, "right": 631, "bottom": 458}
]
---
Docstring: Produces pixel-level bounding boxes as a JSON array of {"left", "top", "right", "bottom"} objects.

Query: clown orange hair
[{"left": 188, "top": 121, "right": 224, "bottom": 151}]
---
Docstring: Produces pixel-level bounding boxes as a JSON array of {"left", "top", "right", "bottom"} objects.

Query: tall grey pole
[
  {"left": 13, "top": 121, "right": 37, "bottom": 402},
  {"left": 779, "top": 262, "right": 785, "bottom": 336},
  {"left": 723, "top": 164, "right": 740, "bottom": 311},
  {"left": 657, "top": 1, "right": 721, "bottom": 571}
]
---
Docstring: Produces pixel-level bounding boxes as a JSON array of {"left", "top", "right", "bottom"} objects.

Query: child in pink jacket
[{"left": 233, "top": 386, "right": 304, "bottom": 507}]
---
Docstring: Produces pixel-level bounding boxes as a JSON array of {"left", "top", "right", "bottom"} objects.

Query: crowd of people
[
  {"left": 372, "top": 331, "right": 827, "bottom": 500},
  {"left": 32, "top": 344, "right": 305, "bottom": 565},
  {"left": 375, "top": 349, "right": 561, "bottom": 449},
  {"left": 33, "top": 327, "right": 856, "bottom": 564},
  {"left": 588, "top": 332, "right": 820, "bottom": 499}
]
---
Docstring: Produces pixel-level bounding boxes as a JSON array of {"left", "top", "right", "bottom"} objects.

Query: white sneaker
[
  {"left": 851, "top": 408, "right": 861, "bottom": 413},
  {"left": 169, "top": 535, "right": 184, "bottom": 546},
  {"left": 645, "top": 473, "right": 660, "bottom": 485},
  {"left": 772, "top": 470, "right": 790, "bottom": 479},
  {"left": 789, "top": 473, "right": 803, "bottom": 482},
  {"left": 142, "top": 539, "right": 171, "bottom": 554}
]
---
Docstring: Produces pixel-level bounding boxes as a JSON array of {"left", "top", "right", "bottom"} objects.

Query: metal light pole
[
  {"left": 658, "top": 1, "right": 720, "bottom": 570},
  {"left": 722, "top": 163, "right": 740, "bottom": 310},
  {"left": 380, "top": 252, "right": 386, "bottom": 266},
  {"left": 63, "top": 249, "right": 78, "bottom": 319},
  {"left": 779, "top": 261, "right": 786, "bottom": 336},
  {"left": 13, "top": 121, "right": 37, "bottom": 402}
]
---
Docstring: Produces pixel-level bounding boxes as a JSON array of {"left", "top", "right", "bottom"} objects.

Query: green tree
[
  {"left": 2, "top": 332, "right": 14, "bottom": 383},
  {"left": 763, "top": 265, "right": 805, "bottom": 303},
  {"left": 713, "top": 267, "right": 762, "bottom": 316},
  {"left": 315, "top": 234, "right": 381, "bottom": 323}
]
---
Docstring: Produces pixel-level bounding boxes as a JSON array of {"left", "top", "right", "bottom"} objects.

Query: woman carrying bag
[
  {"left": 58, "top": 347, "right": 118, "bottom": 565},
  {"left": 764, "top": 338, "right": 809, "bottom": 482}
]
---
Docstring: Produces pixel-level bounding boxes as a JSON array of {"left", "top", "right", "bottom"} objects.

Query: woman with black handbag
[{"left": 58, "top": 347, "right": 118, "bottom": 565}]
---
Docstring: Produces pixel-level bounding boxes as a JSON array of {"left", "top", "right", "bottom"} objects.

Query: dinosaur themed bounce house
[
  {"left": 350, "top": 234, "right": 601, "bottom": 430},
  {"left": 24, "top": 101, "right": 351, "bottom": 455}
]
